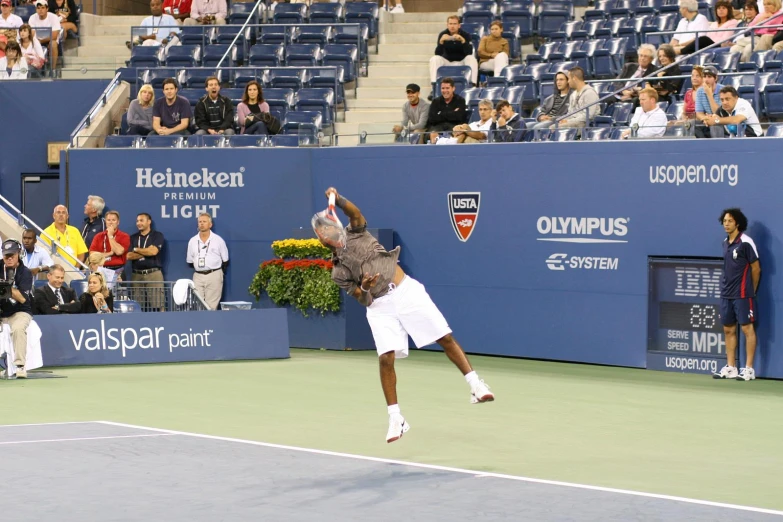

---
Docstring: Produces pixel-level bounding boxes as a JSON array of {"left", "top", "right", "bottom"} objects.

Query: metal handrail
[
  {"left": 0, "top": 193, "right": 89, "bottom": 272},
  {"left": 68, "top": 70, "right": 122, "bottom": 147},
  {"left": 216, "top": 0, "right": 265, "bottom": 69},
  {"left": 555, "top": 16, "right": 783, "bottom": 128}
]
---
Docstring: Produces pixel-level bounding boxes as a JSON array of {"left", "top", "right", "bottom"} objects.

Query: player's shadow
[{"left": 747, "top": 220, "right": 774, "bottom": 376}]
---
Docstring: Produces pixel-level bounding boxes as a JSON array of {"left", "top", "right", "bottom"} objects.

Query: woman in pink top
[
  {"left": 731, "top": 0, "right": 783, "bottom": 61},
  {"left": 677, "top": 0, "right": 739, "bottom": 54},
  {"left": 236, "top": 80, "right": 271, "bottom": 134},
  {"left": 680, "top": 65, "right": 704, "bottom": 119}
]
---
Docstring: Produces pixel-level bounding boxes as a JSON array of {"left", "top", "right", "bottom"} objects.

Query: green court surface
[{"left": 3, "top": 349, "right": 782, "bottom": 511}]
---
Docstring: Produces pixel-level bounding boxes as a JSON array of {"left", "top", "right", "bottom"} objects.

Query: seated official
[
  {"left": 79, "top": 272, "right": 114, "bottom": 314},
  {"left": 33, "top": 264, "right": 80, "bottom": 314}
]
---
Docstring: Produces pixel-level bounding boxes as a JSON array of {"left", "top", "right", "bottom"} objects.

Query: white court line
[
  {"left": 0, "top": 433, "right": 178, "bottom": 446},
  {"left": 97, "top": 420, "right": 783, "bottom": 517},
  {"left": 0, "top": 421, "right": 100, "bottom": 429}
]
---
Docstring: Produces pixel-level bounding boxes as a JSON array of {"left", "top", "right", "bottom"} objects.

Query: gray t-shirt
[{"left": 331, "top": 224, "right": 400, "bottom": 300}]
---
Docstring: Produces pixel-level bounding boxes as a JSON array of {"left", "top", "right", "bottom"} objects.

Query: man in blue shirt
[
  {"left": 694, "top": 66, "right": 723, "bottom": 139},
  {"left": 714, "top": 208, "right": 761, "bottom": 381}
]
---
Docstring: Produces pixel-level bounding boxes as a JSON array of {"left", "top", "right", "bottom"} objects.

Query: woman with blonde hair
[
  {"left": 86, "top": 251, "right": 118, "bottom": 290},
  {"left": 80, "top": 272, "right": 113, "bottom": 313},
  {"left": 127, "top": 84, "right": 155, "bottom": 135},
  {"left": 731, "top": 0, "right": 783, "bottom": 61}
]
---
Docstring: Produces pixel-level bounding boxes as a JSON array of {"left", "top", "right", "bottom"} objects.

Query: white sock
[
  {"left": 465, "top": 371, "right": 480, "bottom": 387},
  {"left": 387, "top": 404, "right": 401, "bottom": 416}
]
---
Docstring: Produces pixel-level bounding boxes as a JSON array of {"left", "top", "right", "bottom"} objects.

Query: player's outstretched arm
[{"left": 325, "top": 187, "right": 365, "bottom": 229}]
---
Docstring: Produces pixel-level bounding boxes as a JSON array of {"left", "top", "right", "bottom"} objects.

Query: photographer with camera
[{"left": 0, "top": 239, "right": 33, "bottom": 379}]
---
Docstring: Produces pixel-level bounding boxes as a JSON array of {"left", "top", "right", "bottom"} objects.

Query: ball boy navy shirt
[{"left": 721, "top": 233, "right": 759, "bottom": 299}]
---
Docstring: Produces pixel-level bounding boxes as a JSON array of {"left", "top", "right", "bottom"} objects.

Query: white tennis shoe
[
  {"left": 386, "top": 414, "right": 409, "bottom": 443},
  {"left": 736, "top": 367, "right": 756, "bottom": 381},
  {"left": 713, "top": 365, "right": 738, "bottom": 379},
  {"left": 470, "top": 380, "right": 494, "bottom": 404},
  {"left": 391, "top": 4, "right": 405, "bottom": 13}
]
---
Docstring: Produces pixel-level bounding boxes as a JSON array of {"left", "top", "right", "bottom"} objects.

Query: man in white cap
[
  {"left": 0, "top": 238, "right": 33, "bottom": 379},
  {"left": 28, "top": 0, "right": 61, "bottom": 70}
]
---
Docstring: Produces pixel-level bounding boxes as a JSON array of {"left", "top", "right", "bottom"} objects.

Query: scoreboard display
[{"left": 647, "top": 258, "right": 726, "bottom": 375}]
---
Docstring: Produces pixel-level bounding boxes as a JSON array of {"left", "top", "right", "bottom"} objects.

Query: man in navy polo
[{"left": 714, "top": 208, "right": 760, "bottom": 381}]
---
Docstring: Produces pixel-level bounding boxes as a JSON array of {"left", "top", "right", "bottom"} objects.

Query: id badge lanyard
[{"left": 198, "top": 239, "right": 210, "bottom": 269}]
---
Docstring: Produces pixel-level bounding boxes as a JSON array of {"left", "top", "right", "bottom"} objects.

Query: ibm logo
[{"left": 674, "top": 268, "right": 721, "bottom": 299}]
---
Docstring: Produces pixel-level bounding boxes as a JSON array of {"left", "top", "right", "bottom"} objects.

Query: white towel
[{"left": 0, "top": 319, "right": 43, "bottom": 377}]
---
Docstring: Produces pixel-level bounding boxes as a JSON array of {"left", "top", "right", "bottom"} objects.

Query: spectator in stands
[
  {"left": 89, "top": 210, "right": 130, "bottom": 278},
  {"left": 432, "top": 98, "right": 494, "bottom": 144},
  {"left": 650, "top": 44, "right": 682, "bottom": 104},
  {"left": 79, "top": 271, "right": 113, "bottom": 314},
  {"left": 21, "top": 228, "right": 53, "bottom": 276},
  {"left": 680, "top": 65, "right": 704, "bottom": 119},
  {"left": 425, "top": 77, "right": 467, "bottom": 141},
  {"left": 613, "top": 44, "right": 658, "bottom": 103},
  {"left": 127, "top": 212, "right": 165, "bottom": 312},
  {"left": 671, "top": 0, "right": 710, "bottom": 51},
  {"left": 237, "top": 80, "right": 271, "bottom": 135},
  {"left": 163, "top": 0, "right": 191, "bottom": 24},
  {"left": 528, "top": 71, "right": 572, "bottom": 130},
  {"left": 0, "top": 238, "right": 33, "bottom": 379},
  {"left": 555, "top": 66, "right": 599, "bottom": 129},
  {"left": 711, "top": 85, "right": 763, "bottom": 136},
  {"left": 0, "top": 0, "right": 24, "bottom": 46},
  {"left": 195, "top": 76, "right": 235, "bottom": 136},
  {"left": 723, "top": 1, "right": 760, "bottom": 47},
  {"left": 18, "top": 24, "right": 45, "bottom": 76},
  {"left": 48, "top": 0, "right": 77, "bottom": 41},
  {"left": 129, "top": 0, "right": 180, "bottom": 48},
  {"left": 186, "top": 212, "right": 229, "bottom": 310},
  {"left": 81, "top": 195, "right": 105, "bottom": 249},
  {"left": 622, "top": 87, "right": 668, "bottom": 139},
  {"left": 127, "top": 84, "right": 155, "bottom": 135},
  {"left": 489, "top": 99, "right": 523, "bottom": 142},
  {"left": 28, "top": 0, "right": 61, "bottom": 71},
  {"left": 150, "top": 77, "right": 191, "bottom": 136},
  {"left": 695, "top": 65, "right": 724, "bottom": 137},
  {"left": 0, "top": 40, "right": 27, "bottom": 79},
  {"left": 428, "top": 15, "right": 478, "bottom": 100},
  {"left": 85, "top": 251, "right": 116, "bottom": 290},
  {"left": 392, "top": 83, "right": 429, "bottom": 136},
  {"left": 185, "top": 0, "right": 227, "bottom": 26},
  {"left": 383, "top": 0, "right": 404, "bottom": 13},
  {"left": 42, "top": 204, "right": 88, "bottom": 266},
  {"left": 478, "top": 21, "right": 509, "bottom": 79},
  {"left": 677, "top": 0, "right": 738, "bottom": 54},
  {"left": 33, "top": 264, "right": 80, "bottom": 314},
  {"left": 731, "top": 0, "right": 783, "bottom": 61}
]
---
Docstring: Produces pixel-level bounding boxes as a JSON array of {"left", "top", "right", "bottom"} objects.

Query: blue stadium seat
[
  {"left": 144, "top": 135, "right": 185, "bottom": 148},
  {"left": 591, "top": 37, "right": 626, "bottom": 79},
  {"left": 270, "top": 134, "right": 305, "bottom": 147},
  {"left": 666, "top": 101, "right": 684, "bottom": 120},
  {"left": 538, "top": 8, "right": 571, "bottom": 38},
  {"left": 180, "top": 88, "right": 205, "bottom": 107},
  {"left": 286, "top": 43, "right": 322, "bottom": 66},
  {"left": 259, "top": 25, "right": 288, "bottom": 44},
  {"left": 763, "top": 82, "right": 783, "bottom": 119},
  {"left": 229, "top": 2, "right": 259, "bottom": 25},
  {"left": 282, "top": 110, "right": 323, "bottom": 139},
  {"left": 309, "top": 2, "right": 344, "bottom": 24},
  {"left": 503, "top": 85, "right": 526, "bottom": 113},
  {"left": 181, "top": 69, "right": 222, "bottom": 88},
  {"left": 765, "top": 123, "right": 783, "bottom": 136},
  {"left": 15, "top": 4, "right": 35, "bottom": 20},
  {"left": 462, "top": 2, "right": 495, "bottom": 28},
  {"left": 232, "top": 69, "right": 262, "bottom": 89},
  {"left": 142, "top": 68, "right": 179, "bottom": 88},
  {"left": 436, "top": 65, "right": 473, "bottom": 95},
  {"left": 295, "top": 88, "right": 335, "bottom": 125},
  {"left": 228, "top": 135, "right": 265, "bottom": 147},
  {"left": 549, "top": 128, "right": 578, "bottom": 141},
  {"left": 104, "top": 135, "right": 139, "bottom": 148},
  {"left": 179, "top": 26, "right": 209, "bottom": 46},
  {"left": 461, "top": 23, "right": 486, "bottom": 53},
  {"left": 165, "top": 45, "right": 202, "bottom": 67},
  {"left": 740, "top": 50, "right": 776, "bottom": 72},
  {"left": 293, "top": 25, "right": 335, "bottom": 45},
  {"left": 213, "top": 27, "right": 250, "bottom": 62},
  {"left": 583, "top": 0, "right": 611, "bottom": 22},
  {"left": 249, "top": 44, "right": 285, "bottom": 67},
  {"left": 203, "top": 44, "right": 236, "bottom": 68},
  {"left": 462, "top": 87, "right": 483, "bottom": 112},
  {"left": 264, "top": 87, "right": 296, "bottom": 114},
  {"left": 581, "top": 127, "right": 613, "bottom": 141},
  {"left": 663, "top": 124, "right": 685, "bottom": 137},
  {"left": 344, "top": 1, "right": 379, "bottom": 40},
  {"left": 221, "top": 88, "right": 245, "bottom": 105},
  {"left": 635, "top": 0, "right": 664, "bottom": 16},
  {"left": 273, "top": 3, "right": 307, "bottom": 24},
  {"left": 501, "top": 3, "right": 534, "bottom": 38},
  {"left": 187, "top": 134, "right": 225, "bottom": 147},
  {"left": 309, "top": 67, "right": 345, "bottom": 103},
  {"left": 594, "top": 102, "right": 633, "bottom": 126},
  {"left": 264, "top": 68, "right": 310, "bottom": 90},
  {"left": 333, "top": 24, "right": 369, "bottom": 60},
  {"left": 322, "top": 44, "right": 358, "bottom": 83},
  {"left": 502, "top": 24, "right": 522, "bottom": 60},
  {"left": 129, "top": 46, "right": 163, "bottom": 68}
]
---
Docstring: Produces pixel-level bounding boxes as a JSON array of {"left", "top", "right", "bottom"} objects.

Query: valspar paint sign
[
  {"left": 37, "top": 310, "right": 289, "bottom": 366},
  {"left": 135, "top": 166, "right": 246, "bottom": 219}
]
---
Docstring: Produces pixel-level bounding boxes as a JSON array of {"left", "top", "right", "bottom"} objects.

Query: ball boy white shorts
[{"left": 365, "top": 276, "right": 452, "bottom": 358}]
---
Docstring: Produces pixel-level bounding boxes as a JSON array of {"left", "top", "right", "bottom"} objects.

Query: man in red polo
[{"left": 89, "top": 210, "right": 131, "bottom": 277}]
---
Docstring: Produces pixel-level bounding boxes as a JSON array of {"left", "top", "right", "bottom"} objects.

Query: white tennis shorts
[{"left": 365, "top": 276, "right": 452, "bottom": 358}]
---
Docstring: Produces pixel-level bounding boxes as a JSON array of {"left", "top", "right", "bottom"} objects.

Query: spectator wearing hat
[
  {"left": 695, "top": 65, "right": 724, "bottom": 138},
  {"left": 0, "top": 0, "right": 24, "bottom": 54},
  {"left": 28, "top": 0, "right": 61, "bottom": 70},
  {"left": 150, "top": 77, "right": 192, "bottom": 136},
  {"left": 21, "top": 228, "right": 53, "bottom": 277},
  {"left": 392, "top": 83, "right": 430, "bottom": 136},
  {"left": 0, "top": 238, "right": 33, "bottom": 379}
]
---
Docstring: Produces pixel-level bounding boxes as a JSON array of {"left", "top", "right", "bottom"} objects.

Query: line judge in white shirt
[
  {"left": 622, "top": 87, "right": 669, "bottom": 139},
  {"left": 186, "top": 212, "right": 229, "bottom": 310},
  {"left": 671, "top": 0, "right": 710, "bottom": 50}
]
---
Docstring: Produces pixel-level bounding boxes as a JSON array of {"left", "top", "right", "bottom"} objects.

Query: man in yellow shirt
[{"left": 41, "top": 205, "right": 88, "bottom": 267}]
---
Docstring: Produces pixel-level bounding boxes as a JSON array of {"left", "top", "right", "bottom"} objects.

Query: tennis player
[{"left": 314, "top": 187, "right": 494, "bottom": 444}]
